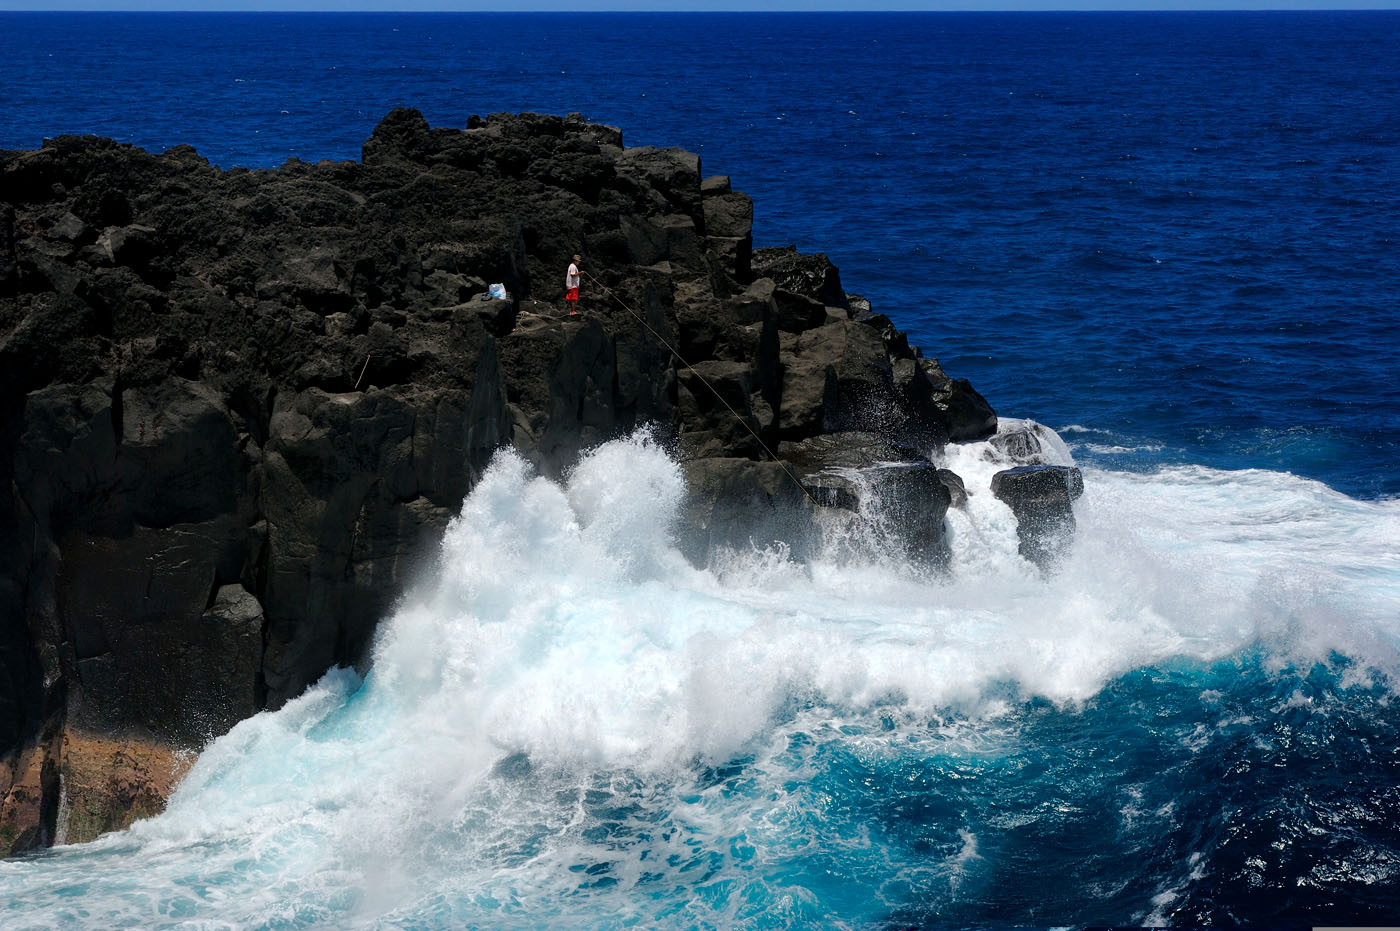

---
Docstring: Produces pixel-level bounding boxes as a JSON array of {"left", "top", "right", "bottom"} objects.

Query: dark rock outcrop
[
  {"left": 0, "top": 110, "right": 1001, "bottom": 852},
  {"left": 937, "top": 468, "right": 968, "bottom": 509},
  {"left": 991, "top": 464, "right": 1085, "bottom": 572},
  {"left": 752, "top": 246, "right": 848, "bottom": 311},
  {"left": 896, "top": 358, "right": 998, "bottom": 444}
]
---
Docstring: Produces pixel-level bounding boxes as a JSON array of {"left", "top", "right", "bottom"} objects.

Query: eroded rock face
[
  {"left": 0, "top": 739, "right": 55, "bottom": 857},
  {"left": 0, "top": 110, "right": 998, "bottom": 851},
  {"left": 51, "top": 730, "right": 194, "bottom": 848}
]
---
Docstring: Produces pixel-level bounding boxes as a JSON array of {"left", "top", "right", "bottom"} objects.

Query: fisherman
[{"left": 565, "top": 254, "right": 582, "bottom": 315}]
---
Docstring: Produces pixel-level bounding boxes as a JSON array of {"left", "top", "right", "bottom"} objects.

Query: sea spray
[{"left": 2, "top": 430, "right": 1399, "bottom": 928}]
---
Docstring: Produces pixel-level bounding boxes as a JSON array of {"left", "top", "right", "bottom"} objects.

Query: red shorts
[{"left": 566, "top": 287, "right": 579, "bottom": 302}]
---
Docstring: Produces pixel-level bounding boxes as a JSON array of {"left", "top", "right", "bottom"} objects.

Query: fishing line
[{"left": 583, "top": 272, "right": 821, "bottom": 508}]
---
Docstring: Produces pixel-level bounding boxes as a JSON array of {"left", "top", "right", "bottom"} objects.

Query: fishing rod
[{"left": 582, "top": 272, "right": 822, "bottom": 509}]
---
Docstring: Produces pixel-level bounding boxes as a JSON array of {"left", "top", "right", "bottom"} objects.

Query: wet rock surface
[
  {"left": 0, "top": 110, "right": 1003, "bottom": 850},
  {"left": 991, "top": 464, "right": 1085, "bottom": 572}
]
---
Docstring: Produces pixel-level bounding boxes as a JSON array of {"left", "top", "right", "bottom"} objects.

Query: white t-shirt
[{"left": 566, "top": 263, "right": 580, "bottom": 290}]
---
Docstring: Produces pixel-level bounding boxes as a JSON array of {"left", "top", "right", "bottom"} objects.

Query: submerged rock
[{"left": 988, "top": 418, "right": 1071, "bottom": 465}]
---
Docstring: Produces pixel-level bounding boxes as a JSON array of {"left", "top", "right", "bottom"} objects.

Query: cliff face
[{"left": 0, "top": 109, "right": 997, "bottom": 854}]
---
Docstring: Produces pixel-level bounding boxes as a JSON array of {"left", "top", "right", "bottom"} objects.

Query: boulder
[
  {"left": 847, "top": 292, "right": 874, "bottom": 322},
  {"left": 462, "top": 292, "right": 516, "bottom": 337},
  {"left": 779, "top": 430, "right": 918, "bottom": 473},
  {"left": 49, "top": 211, "right": 91, "bottom": 245},
  {"left": 751, "top": 246, "right": 848, "bottom": 310},
  {"left": 361, "top": 106, "right": 433, "bottom": 166},
  {"left": 865, "top": 461, "right": 954, "bottom": 568},
  {"left": 703, "top": 190, "right": 753, "bottom": 240},
  {"left": 857, "top": 312, "right": 916, "bottom": 361},
  {"left": 96, "top": 223, "right": 159, "bottom": 269},
  {"left": 801, "top": 458, "right": 954, "bottom": 568},
  {"left": 721, "top": 276, "right": 778, "bottom": 329},
  {"left": 893, "top": 358, "right": 998, "bottom": 444},
  {"left": 938, "top": 468, "right": 968, "bottom": 508},
  {"left": 18, "top": 241, "right": 82, "bottom": 294},
  {"left": 702, "top": 189, "right": 753, "bottom": 280},
  {"left": 699, "top": 174, "right": 731, "bottom": 195},
  {"left": 563, "top": 112, "right": 623, "bottom": 149},
  {"left": 659, "top": 215, "right": 705, "bottom": 271},
  {"left": 706, "top": 234, "right": 752, "bottom": 281},
  {"left": 990, "top": 464, "right": 1085, "bottom": 571}
]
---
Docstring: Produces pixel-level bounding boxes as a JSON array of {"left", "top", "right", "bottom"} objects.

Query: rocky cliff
[{"left": 0, "top": 109, "right": 1006, "bottom": 854}]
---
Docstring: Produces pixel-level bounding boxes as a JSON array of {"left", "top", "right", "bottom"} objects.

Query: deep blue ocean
[{"left": 3, "top": 12, "right": 1400, "bottom": 930}]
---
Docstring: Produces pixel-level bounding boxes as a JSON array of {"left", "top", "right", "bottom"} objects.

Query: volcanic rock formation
[
  {"left": 0, "top": 108, "right": 1005, "bottom": 853},
  {"left": 991, "top": 465, "right": 1086, "bottom": 570}
]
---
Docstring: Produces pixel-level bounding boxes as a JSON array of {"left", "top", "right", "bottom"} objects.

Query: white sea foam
[
  {"left": 1078, "top": 442, "right": 1167, "bottom": 454},
  {"left": 2, "top": 428, "right": 1397, "bottom": 927}
]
